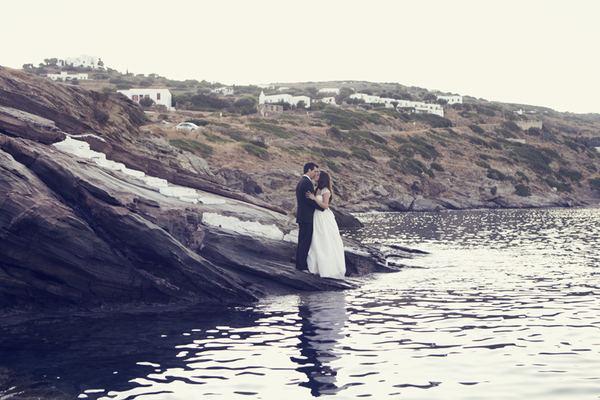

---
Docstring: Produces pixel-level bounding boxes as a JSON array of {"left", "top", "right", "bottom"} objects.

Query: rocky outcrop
[
  {"left": 331, "top": 207, "right": 364, "bottom": 228},
  {"left": 0, "top": 68, "right": 402, "bottom": 315},
  {"left": 0, "top": 106, "right": 65, "bottom": 144}
]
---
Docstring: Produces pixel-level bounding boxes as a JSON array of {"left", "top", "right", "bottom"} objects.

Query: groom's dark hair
[{"left": 303, "top": 162, "right": 319, "bottom": 173}]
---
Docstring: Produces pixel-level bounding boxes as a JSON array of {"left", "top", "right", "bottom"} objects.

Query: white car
[{"left": 175, "top": 122, "right": 199, "bottom": 132}]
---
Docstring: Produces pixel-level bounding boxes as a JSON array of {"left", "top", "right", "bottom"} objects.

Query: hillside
[
  {"left": 1, "top": 66, "right": 399, "bottom": 315},
  {"left": 20, "top": 62, "right": 600, "bottom": 212}
]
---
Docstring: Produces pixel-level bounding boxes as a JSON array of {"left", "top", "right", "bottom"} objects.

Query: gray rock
[
  {"left": 411, "top": 197, "right": 442, "bottom": 212},
  {"left": 387, "top": 195, "right": 415, "bottom": 211},
  {"left": 373, "top": 185, "right": 389, "bottom": 197},
  {"left": 331, "top": 207, "right": 363, "bottom": 229}
]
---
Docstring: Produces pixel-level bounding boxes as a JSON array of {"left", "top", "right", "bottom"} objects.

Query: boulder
[
  {"left": 331, "top": 207, "right": 363, "bottom": 229},
  {"left": 411, "top": 197, "right": 443, "bottom": 212},
  {"left": 372, "top": 185, "right": 389, "bottom": 197},
  {"left": 387, "top": 195, "right": 415, "bottom": 211}
]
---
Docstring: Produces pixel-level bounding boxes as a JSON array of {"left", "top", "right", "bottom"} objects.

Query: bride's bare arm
[{"left": 306, "top": 191, "right": 331, "bottom": 209}]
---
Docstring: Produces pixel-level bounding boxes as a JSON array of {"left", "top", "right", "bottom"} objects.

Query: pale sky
[{"left": 2, "top": 0, "right": 599, "bottom": 113}]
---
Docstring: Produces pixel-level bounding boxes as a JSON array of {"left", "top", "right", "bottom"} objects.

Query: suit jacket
[{"left": 295, "top": 176, "right": 324, "bottom": 224}]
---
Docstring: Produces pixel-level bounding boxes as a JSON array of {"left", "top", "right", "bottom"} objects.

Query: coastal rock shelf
[{"left": 0, "top": 67, "right": 402, "bottom": 315}]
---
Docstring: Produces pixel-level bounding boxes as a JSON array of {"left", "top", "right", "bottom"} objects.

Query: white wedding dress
[{"left": 307, "top": 188, "right": 347, "bottom": 279}]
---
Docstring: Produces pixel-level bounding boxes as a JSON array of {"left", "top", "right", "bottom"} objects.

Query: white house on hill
[
  {"left": 58, "top": 55, "right": 103, "bottom": 69},
  {"left": 350, "top": 93, "right": 444, "bottom": 117},
  {"left": 319, "top": 97, "right": 337, "bottom": 105},
  {"left": 211, "top": 86, "right": 234, "bottom": 96},
  {"left": 259, "top": 91, "right": 310, "bottom": 108},
  {"left": 47, "top": 71, "right": 88, "bottom": 81},
  {"left": 436, "top": 94, "right": 462, "bottom": 104},
  {"left": 117, "top": 88, "right": 173, "bottom": 110},
  {"left": 318, "top": 88, "right": 340, "bottom": 95},
  {"left": 413, "top": 102, "right": 445, "bottom": 116}
]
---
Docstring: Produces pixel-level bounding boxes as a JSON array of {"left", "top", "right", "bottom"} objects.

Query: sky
[{"left": 2, "top": 0, "right": 599, "bottom": 113}]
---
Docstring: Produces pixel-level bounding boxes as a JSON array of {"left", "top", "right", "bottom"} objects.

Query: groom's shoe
[{"left": 295, "top": 264, "right": 308, "bottom": 271}]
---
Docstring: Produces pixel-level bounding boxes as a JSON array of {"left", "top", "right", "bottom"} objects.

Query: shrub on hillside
[
  {"left": 310, "top": 147, "right": 350, "bottom": 158},
  {"left": 139, "top": 97, "right": 155, "bottom": 108},
  {"left": 468, "top": 136, "right": 490, "bottom": 147},
  {"left": 233, "top": 97, "right": 257, "bottom": 115},
  {"left": 346, "top": 130, "right": 388, "bottom": 146},
  {"left": 249, "top": 138, "right": 269, "bottom": 148},
  {"left": 185, "top": 119, "right": 209, "bottom": 126},
  {"left": 469, "top": 124, "right": 485, "bottom": 134},
  {"left": 508, "top": 143, "right": 557, "bottom": 175},
  {"left": 473, "top": 104, "right": 498, "bottom": 116},
  {"left": 563, "top": 139, "right": 585, "bottom": 152},
  {"left": 590, "top": 178, "right": 600, "bottom": 191},
  {"left": 411, "top": 113, "right": 452, "bottom": 128},
  {"left": 243, "top": 143, "right": 270, "bottom": 160},
  {"left": 502, "top": 120, "right": 521, "bottom": 132},
  {"left": 514, "top": 184, "right": 531, "bottom": 197},
  {"left": 475, "top": 160, "right": 491, "bottom": 169},
  {"left": 351, "top": 147, "right": 376, "bottom": 162},
  {"left": 221, "top": 130, "right": 245, "bottom": 141},
  {"left": 389, "top": 157, "right": 434, "bottom": 177},
  {"left": 516, "top": 171, "right": 530, "bottom": 182},
  {"left": 169, "top": 139, "right": 213, "bottom": 158},
  {"left": 557, "top": 167, "right": 582, "bottom": 182},
  {"left": 327, "top": 161, "right": 342, "bottom": 174},
  {"left": 326, "top": 126, "right": 343, "bottom": 140},
  {"left": 486, "top": 168, "right": 508, "bottom": 181},
  {"left": 320, "top": 107, "right": 383, "bottom": 130},
  {"left": 430, "top": 162, "right": 444, "bottom": 171},
  {"left": 250, "top": 122, "right": 293, "bottom": 138},
  {"left": 397, "top": 136, "right": 440, "bottom": 160},
  {"left": 544, "top": 177, "right": 572, "bottom": 193},
  {"left": 526, "top": 127, "right": 542, "bottom": 136},
  {"left": 93, "top": 109, "right": 109, "bottom": 124}
]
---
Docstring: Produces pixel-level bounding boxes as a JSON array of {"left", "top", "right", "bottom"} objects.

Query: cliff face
[{"left": 0, "top": 67, "right": 397, "bottom": 315}]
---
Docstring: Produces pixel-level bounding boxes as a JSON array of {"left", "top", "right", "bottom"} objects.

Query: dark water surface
[{"left": 1, "top": 208, "right": 599, "bottom": 399}]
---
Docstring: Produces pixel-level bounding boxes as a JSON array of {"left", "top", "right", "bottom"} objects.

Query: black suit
[{"left": 295, "top": 176, "right": 324, "bottom": 270}]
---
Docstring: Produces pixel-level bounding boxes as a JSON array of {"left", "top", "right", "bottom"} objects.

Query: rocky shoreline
[{"left": 0, "top": 67, "right": 415, "bottom": 317}]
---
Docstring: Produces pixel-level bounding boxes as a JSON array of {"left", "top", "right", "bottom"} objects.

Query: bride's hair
[{"left": 316, "top": 171, "right": 333, "bottom": 200}]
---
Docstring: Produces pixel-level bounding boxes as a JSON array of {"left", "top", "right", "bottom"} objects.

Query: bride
[{"left": 305, "top": 171, "right": 346, "bottom": 279}]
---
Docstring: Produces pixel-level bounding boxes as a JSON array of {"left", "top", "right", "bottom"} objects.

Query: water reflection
[
  {"left": 1, "top": 208, "right": 600, "bottom": 399},
  {"left": 295, "top": 292, "right": 346, "bottom": 396}
]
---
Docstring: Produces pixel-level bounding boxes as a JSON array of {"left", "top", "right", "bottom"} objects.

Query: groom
[{"left": 295, "top": 162, "right": 324, "bottom": 271}]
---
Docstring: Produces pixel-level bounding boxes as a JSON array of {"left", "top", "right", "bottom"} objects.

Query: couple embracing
[{"left": 295, "top": 162, "right": 346, "bottom": 279}]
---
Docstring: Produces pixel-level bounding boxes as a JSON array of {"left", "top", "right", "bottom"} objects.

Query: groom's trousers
[{"left": 296, "top": 222, "right": 313, "bottom": 270}]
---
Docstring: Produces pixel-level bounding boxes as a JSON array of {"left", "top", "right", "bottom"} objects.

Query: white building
[
  {"left": 413, "top": 102, "right": 444, "bottom": 116},
  {"left": 436, "top": 94, "right": 463, "bottom": 104},
  {"left": 349, "top": 93, "right": 386, "bottom": 104},
  {"left": 318, "top": 97, "right": 337, "bottom": 105},
  {"left": 259, "top": 91, "right": 310, "bottom": 108},
  {"left": 58, "top": 55, "right": 103, "bottom": 69},
  {"left": 117, "top": 88, "right": 173, "bottom": 110},
  {"left": 47, "top": 71, "right": 88, "bottom": 81},
  {"left": 349, "top": 93, "right": 444, "bottom": 116},
  {"left": 318, "top": 88, "right": 340, "bottom": 95},
  {"left": 210, "top": 86, "right": 234, "bottom": 96}
]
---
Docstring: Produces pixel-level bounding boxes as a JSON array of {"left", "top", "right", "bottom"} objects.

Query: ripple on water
[{"left": 1, "top": 208, "right": 599, "bottom": 399}]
